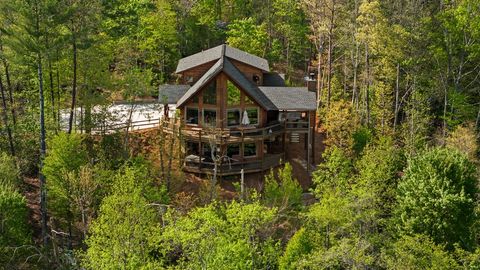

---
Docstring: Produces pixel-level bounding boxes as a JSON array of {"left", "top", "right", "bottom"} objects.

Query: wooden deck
[
  {"left": 183, "top": 153, "right": 285, "bottom": 176},
  {"left": 162, "top": 120, "right": 310, "bottom": 144}
]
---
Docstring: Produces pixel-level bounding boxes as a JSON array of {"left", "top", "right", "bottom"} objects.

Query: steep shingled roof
[
  {"left": 175, "top": 44, "right": 270, "bottom": 73},
  {"left": 176, "top": 58, "right": 224, "bottom": 107},
  {"left": 259, "top": 87, "right": 317, "bottom": 111},
  {"left": 158, "top": 85, "right": 190, "bottom": 104},
  {"left": 175, "top": 57, "right": 277, "bottom": 110}
]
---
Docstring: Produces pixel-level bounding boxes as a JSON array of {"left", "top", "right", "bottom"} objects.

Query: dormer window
[
  {"left": 253, "top": 74, "right": 260, "bottom": 84},
  {"left": 186, "top": 76, "right": 194, "bottom": 84}
]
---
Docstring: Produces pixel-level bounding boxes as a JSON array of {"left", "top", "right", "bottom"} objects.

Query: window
[
  {"left": 203, "top": 81, "right": 217, "bottom": 105},
  {"left": 186, "top": 141, "right": 200, "bottom": 155},
  {"left": 227, "top": 144, "right": 240, "bottom": 159},
  {"left": 227, "top": 109, "right": 241, "bottom": 126},
  {"left": 245, "top": 94, "right": 255, "bottom": 105},
  {"left": 244, "top": 143, "right": 257, "bottom": 157},
  {"left": 246, "top": 108, "right": 258, "bottom": 125},
  {"left": 203, "top": 109, "right": 217, "bottom": 127},
  {"left": 192, "top": 94, "right": 199, "bottom": 104},
  {"left": 227, "top": 81, "right": 241, "bottom": 106},
  {"left": 186, "top": 107, "right": 199, "bottom": 125}
]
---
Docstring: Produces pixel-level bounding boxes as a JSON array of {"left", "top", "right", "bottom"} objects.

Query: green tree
[
  {"left": 312, "top": 146, "right": 353, "bottom": 198},
  {"left": 226, "top": 17, "right": 268, "bottom": 57},
  {"left": 0, "top": 185, "right": 31, "bottom": 267},
  {"left": 83, "top": 188, "right": 161, "bottom": 269},
  {"left": 382, "top": 234, "right": 460, "bottom": 269},
  {"left": 159, "top": 201, "right": 279, "bottom": 269},
  {"left": 395, "top": 147, "right": 478, "bottom": 250},
  {"left": 263, "top": 163, "right": 303, "bottom": 212}
]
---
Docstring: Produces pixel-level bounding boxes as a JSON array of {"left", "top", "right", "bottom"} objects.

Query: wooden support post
[
  {"left": 307, "top": 110, "right": 312, "bottom": 174},
  {"left": 312, "top": 111, "right": 316, "bottom": 164},
  {"left": 199, "top": 130, "right": 202, "bottom": 171}
]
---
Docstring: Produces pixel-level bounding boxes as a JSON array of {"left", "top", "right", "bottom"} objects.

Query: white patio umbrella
[{"left": 241, "top": 110, "right": 250, "bottom": 125}]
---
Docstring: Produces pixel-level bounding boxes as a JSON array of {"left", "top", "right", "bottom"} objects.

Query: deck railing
[
  {"left": 162, "top": 119, "right": 309, "bottom": 143},
  {"left": 184, "top": 153, "right": 285, "bottom": 175}
]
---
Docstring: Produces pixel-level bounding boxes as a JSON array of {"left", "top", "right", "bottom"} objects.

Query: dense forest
[{"left": 1, "top": 0, "right": 480, "bottom": 269}]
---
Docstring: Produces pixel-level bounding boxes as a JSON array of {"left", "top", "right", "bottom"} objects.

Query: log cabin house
[{"left": 159, "top": 44, "right": 317, "bottom": 176}]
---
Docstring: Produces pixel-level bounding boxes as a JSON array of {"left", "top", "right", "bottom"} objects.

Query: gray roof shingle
[
  {"left": 176, "top": 44, "right": 269, "bottom": 73},
  {"left": 158, "top": 84, "right": 190, "bottom": 104},
  {"left": 176, "top": 58, "right": 224, "bottom": 107},
  {"left": 259, "top": 87, "right": 317, "bottom": 111}
]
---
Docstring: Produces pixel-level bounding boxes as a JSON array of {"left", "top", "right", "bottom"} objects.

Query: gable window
[
  {"left": 186, "top": 107, "right": 199, "bottom": 125},
  {"left": 245, "top": 94, "right": 255, "bottom": 105},
  {"left": 244, "top": 143, "right": 257, "bottom": 157},
  {"left": 246, "top": 108, "right": 258, "bottom": 125},
  {"left": 253, "top": 74, "right": 260, "bottom": 84},
  {"left": 203, "top": 109, "right": 217, "bottom": 127},
  {"left": 227, "top": 81, "right": 241, "bottom": 106},
  {"left": 203, "top": 81, "right": 217, "bottom": 105},
  {"left": 227, "top": 109, "right": 241, "bottom": 126}
]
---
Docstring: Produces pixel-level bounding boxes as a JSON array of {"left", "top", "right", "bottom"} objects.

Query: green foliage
[
  {"left": 312, "top": 146, "right": 353, "bottom": 198},
  {"left": 226, "top": 17, "right": 268, "bottom": 57},
  {"left": 43, "top": 133, "right": 89, "bottom": 221},
  {"left": 84, "top": 190, "right": 160, "bottom": 269},
  {"left": 382, "top": 234, "right": 460, "bottom": 269},
  {"left": 0, "top": 185, "right": 31, "bottom": 267},
  {"left": 354, "top": 137, "right": 404, "bottom": 223},
  {"left": 112, "top": 158, "right": 169, "bottom": 204},
  {"left": 263, "top": 163, "right": 303, "bottom": 211},
  {"left": 0, "top": 153, "right": 20, "bottom": 189},
  {"left": 352, "top": 126, "right": 373, "bottom": 155},
  {"left": 0, "top": 185, "right": 30, "bottom": 247},
  {"left": 395, "top": 147, "right": 478, "bottom": 250},
  {"left": 159, "top": 201, "right": 279, "bottom": 269},
  {"left": 278, "top": 228, "right": 312, "bottom": 270}
]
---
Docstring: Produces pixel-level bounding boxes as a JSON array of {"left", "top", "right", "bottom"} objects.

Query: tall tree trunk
[
  {"left": 68, "top": 29, "right": 77, "bottom": 134},
  {"left": 326, "top": 1, "right": 336, "bottom": 108},
  {"left": 0, "top": 41, "right": 16, "bottom": 126},
  {"left": 166, "top": 115, "right": 177, "bottom": 191},
  {"left": 365, "top": 44, "right": 370, "bottom": 126},
  {"left": 393, "top": 63, "right": 400, "bottom": 130},
  {"left": 34, "top": 0, "right": 48, "bottom": 247},
  {"left": 0, "top": 72, "right": 15, "bottom": 156},
  {"left": 56, "top": 49, "right": 61, "bottom": 131},
  {"left": 316, "top": 50, "right": 322, "bottom": 110}
]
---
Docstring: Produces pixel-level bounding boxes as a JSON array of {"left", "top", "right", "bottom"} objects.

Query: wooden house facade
[{"left": 159, "top": 45, "right": 317, "bottom": 176}]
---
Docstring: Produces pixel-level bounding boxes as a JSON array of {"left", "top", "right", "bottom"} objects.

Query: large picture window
[
  {"left": 244, "top": 143, "right": 257, "bottom": 157},
  {"left": 227, "top": 81, "right": 241, "bottom": 106},
  {"left": 186, "top": 107, "right": 199, "bottom": 125},
  {"left": 227, "top": 109, "right": 241, "bottom": 126},
  {"left": 246, "top": 108, "right": 258, "bottom": 125},
  {"left": 203, "top": 109, "right": 217, "bottom": 127},
  {"left": 203, "top": 81, "right": 217, "bottom": 105}
]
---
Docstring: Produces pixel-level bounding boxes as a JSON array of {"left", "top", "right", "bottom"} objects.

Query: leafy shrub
[
  {"left": 0, "top": 152, "right": 20, "bottom": 189},
  {"left": 263, "top": 163, "right": 303, "bottom": 211},
  {"left": 395, "top": 147, "right": 478, "bottom": 250}
]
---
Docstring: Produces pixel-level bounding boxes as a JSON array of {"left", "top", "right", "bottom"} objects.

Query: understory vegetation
[{"left": 1, "top": 0, "right": 480, "bottom": 269}]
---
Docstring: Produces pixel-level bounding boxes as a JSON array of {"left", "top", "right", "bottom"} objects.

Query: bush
[
  {"left": 0, "top": 185, "right": 31, "bottom": 267},
  {"left": 263, "top": 163, "right": 303, "bottom": 211},
  {"left": 0, "top": 152, "right": 20, "bottom": 189}
]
